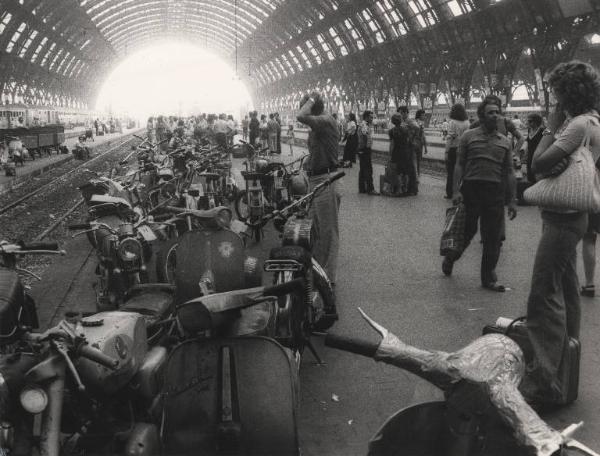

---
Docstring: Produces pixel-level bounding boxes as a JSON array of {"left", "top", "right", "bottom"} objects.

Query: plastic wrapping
[{"left": 374, "top": 332, "right": 563, "bottom": 456}]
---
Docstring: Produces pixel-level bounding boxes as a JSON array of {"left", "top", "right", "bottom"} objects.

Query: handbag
[
  {"left": 440, "top": 202, "right": 466, "bottom": 257},
  {"left": 523, "top": 118, "right": 600, "bottom": 211}
]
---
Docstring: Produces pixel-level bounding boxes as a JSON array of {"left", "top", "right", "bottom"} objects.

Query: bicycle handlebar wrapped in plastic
[{"left": 325, "top": 333, "right": 379, "bottom": 358}]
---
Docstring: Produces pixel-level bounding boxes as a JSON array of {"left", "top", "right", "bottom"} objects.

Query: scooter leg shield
[{"left": 160, "top": 337, "right": 299, "bottom": 456}]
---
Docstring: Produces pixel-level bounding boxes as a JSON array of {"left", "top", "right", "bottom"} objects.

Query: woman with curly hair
[{"left": 521, "top": 61, "right": 600, "bottom": 406}]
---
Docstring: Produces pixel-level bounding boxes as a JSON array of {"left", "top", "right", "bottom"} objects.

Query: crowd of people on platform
[{"left": 295, "top": 59, "right": 600, "bottom": 411}]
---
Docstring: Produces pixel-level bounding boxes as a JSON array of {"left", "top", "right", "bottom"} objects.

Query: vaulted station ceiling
[{"left": 0, "top": 0, "right": 598, "bottom": 111}]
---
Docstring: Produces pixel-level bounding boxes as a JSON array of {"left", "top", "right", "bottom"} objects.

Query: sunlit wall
[{"left": 95, "top": 42, "right": 253, "bottom": 121}]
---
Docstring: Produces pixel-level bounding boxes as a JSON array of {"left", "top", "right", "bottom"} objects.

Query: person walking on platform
[
  {"left": 442, "top": 97, "right": 517, "bottom": 292},
  {"left": 444, "top": 104, "right": 470, "bottom": 199},
  {"left": 388, "top": 113, "right": 412, "bottom": 196},
  {"left": 297, "top": 91, "right": 342, "bottom": 285},
  {"left": 357, "top": 110, "right": 379, "bottom": 195},
  {"left": 341, "top": 113, "right": 358, "bottom": 167},
  {"left": 520, "top": 61, "right": 600, "bottom": 406}
]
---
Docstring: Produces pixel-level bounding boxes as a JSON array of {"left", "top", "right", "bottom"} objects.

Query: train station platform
[
  {"left": 31, "top": 139, "right": 600, "bottom": 455},
  {"left": 0, "top": 127, "right": 141, "bottom": 196}
]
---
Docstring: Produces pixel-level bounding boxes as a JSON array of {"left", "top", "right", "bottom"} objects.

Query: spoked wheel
[
  {"left": 155, "top": 237, "right": 179, "bottom": 284},
  {"left": 234, "top": 192, "right": 250, "bottom": 222}
]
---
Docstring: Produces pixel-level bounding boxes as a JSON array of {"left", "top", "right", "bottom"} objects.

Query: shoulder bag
[{"left": 523, "top": 119, "right": 600, "bottom": 212}]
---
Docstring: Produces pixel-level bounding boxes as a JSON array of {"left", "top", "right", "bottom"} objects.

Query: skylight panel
[
  {"left": 49, "top": 48, "right": 64, "bottom": 70},
  {"left": 296, "top": 45, "right": 312, "bottom": 69},
  {"left": 56, "top": 51, "right": 70, "bottom": 73},
  {"left": 0, "top": 12, "right": 12, "bottom": 35},
  {"left": 343, "top": 18, "right": 365, "bottom": 50},
  {"left": 408, "top": 0, "right": 439, "bottom": 27},
  {"left": 306, "top": 39, "right": 322, "bottom": 64},
  {"left": 359, "top": 9, "right": 386, "bottom": 43},
  {"left": 31, "top": 36, "right": 47, "bottom": 63},
  {"left": 40, "top": 42, "right": 56, "bottom": 66},
  {"left": 19, "top": 29, "right": 38, "bottom": 57},
  {"left": 6, "top": 22, "right": 27, "bottom": 53},
  {"left": 288, "top": 49, "right": 303, "bottom": 71}
]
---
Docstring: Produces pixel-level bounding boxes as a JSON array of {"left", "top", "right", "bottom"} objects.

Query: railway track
[{"left": 0, "top": 136, "right": 134, "bottom": 216}]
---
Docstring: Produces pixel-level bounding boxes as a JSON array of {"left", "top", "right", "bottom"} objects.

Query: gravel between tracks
[{"left": 0, "top": 138, "right": 136, "bottom": 285}]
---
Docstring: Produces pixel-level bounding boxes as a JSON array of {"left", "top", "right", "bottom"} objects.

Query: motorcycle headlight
[
  {"left": 216, "top": 208, "right": 232, "bottom": 228},
  {"left": 0, "top": 373, "right": 9, "bottom": 419},
  {"left": 117, "top": 238, "right": 143, "bottom": 262},
  {"left": 20, "top": 386, "right": 48, "bottom": 414}
]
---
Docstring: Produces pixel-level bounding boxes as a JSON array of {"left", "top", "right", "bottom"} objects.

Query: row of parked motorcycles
[
  {"left": 0, "top": 132, "right": 342, "bottom": 455},
  {"left": 1, "top": 131, "right": 598, "bottom": 455}
]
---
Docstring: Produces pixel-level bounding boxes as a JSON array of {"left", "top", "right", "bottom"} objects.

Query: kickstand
[{"left": 306, "top": 338, "right": 325, "bottom": 365}]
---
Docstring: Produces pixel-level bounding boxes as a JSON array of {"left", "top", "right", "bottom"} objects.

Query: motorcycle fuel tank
[{"left": 75, "top": 312, "right": 147, "bottom": 394}]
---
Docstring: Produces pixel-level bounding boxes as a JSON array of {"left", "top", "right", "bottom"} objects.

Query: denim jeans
[
  {"left": 450, "top": 180, "right": 505, "bottom": 285},
  {"left": 309, "top": 175, "right": 342, "bottom": 283},
  {"left": 445, "top": 147, "right": 457, "bottom": 198},
  {"left": 526, "top": 211, "right": 587, "bottom": 397}
]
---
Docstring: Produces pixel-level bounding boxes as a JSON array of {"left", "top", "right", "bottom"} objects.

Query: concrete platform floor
[{"left": 30, "top": 146, "right": 600, "bottom": 455}]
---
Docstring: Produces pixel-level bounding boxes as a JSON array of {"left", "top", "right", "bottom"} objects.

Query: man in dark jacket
[{"left": 248, "top": 111, "right": 260, "bottom": 147}]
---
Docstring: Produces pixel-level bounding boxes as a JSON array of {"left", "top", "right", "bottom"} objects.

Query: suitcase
[{"left": 483, "top": 316, "right": 580, "bottom": 405}]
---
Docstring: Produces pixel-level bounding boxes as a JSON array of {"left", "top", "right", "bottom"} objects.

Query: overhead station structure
[{"left": 0, "top": 0, "right": 599, "bottom": 115}]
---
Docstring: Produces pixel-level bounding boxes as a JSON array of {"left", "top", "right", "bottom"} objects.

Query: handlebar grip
[
  {"left": 324, "top": 333, "right": 379, "bottom": 358},
  {"left": 67, "top": 223, "right": 92, "bottom": 230},
  {"left": 18, "top": 241, "right": 59, "bottom": 251},
  {"left": 327, "top": 171, "right": 345, "bottom": 184},
  {"left": 262, "top": 278, "right": 304, "bottom": 297},
  {"left": 77, "top": 344, "right": 120, "bottom": 369}
]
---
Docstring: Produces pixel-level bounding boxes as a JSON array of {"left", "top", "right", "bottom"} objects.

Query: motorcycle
[
  {"left": 250, "top": 171, "right": 344, "bottom": 360},
  {"left": 156, "top": 276, "right": 306, "bottom": 455},
  {"left": 324, "top": 308, "right": 600, "bottom": 456},
  {"left": 0, "top": 240, "right": 63, "bottom": 353},
  {"left": 0, "top": 312, "right": 167, "bottom": 456}
]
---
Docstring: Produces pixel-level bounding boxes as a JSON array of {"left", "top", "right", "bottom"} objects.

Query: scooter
[
  {"left": 157, "top": 278, "right": 306, "bottom": 455},
  {"left": 324, "top": 309, "right": 600, "bottom": 456}
]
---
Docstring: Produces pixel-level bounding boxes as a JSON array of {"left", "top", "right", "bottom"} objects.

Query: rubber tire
[
  {"left": 311, "top": 263, "right": 337, "bottom": 332},
  {"left": 234, "top": 192, "right": 249, "bottom": 222},
  {"left": 155, "top": 237, "right": 179, "bottom": 284}
]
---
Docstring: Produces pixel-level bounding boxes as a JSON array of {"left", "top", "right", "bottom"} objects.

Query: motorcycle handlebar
[
  {"left": 325, "top": 333, "right": 379, "bottom": 358},
  {"left": 18, "top": 241, "right": 59, "bottom": 251},
  {"left": 262, "top": 278, "right": 305, "bottom": 297},
  {"left": 77, "top": 343, "right": 120, "bottom": 369},
  {"left": 68, "top": 223, "right": 92, "bottom": 230}
]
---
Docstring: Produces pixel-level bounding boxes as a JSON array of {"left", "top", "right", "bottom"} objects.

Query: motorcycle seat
[
  {"left": 90, "top": 194, "right": 132, "bottom": 208},
  {"left": 122, "top": 284, "right": 175, "bottom": 325}
]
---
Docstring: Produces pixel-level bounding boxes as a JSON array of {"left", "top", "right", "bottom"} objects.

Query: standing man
[
  {"left": 242, "top": 115, "right": 249, "bottom": 141},
  {"left": 296, "top": 91, "right": 342, "bottom": 295},
  {"left": 443, "top": 98, "right": 517, "bottom": 292},
  {"left": 274, "top": 112, "right": 282, "bottom": 154},
  {"left": 267, "top": 113, "right": 280, "bottom": 154},
  {"left": 397, "top": 106, "right": 418, "bottom": 195},
  {"left": 357, "top": 110, "right": 379, "bottom": 195},
  {"left": 414, "top": 109, "right": 428, "bottom": 179},
  {"left": 248, "top": 111, "right": 260, "bottom": 146}
]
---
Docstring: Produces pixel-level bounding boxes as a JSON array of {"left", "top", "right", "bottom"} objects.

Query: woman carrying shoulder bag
[{"left": 521, "top": 61, "right": 600, "bottom": 406}]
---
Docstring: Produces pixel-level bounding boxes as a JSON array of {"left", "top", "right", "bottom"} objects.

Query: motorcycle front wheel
[
  {"left": 234, "top": 192, "right": 249, "bottom": 222},
  {"left": 156, "top": 237, "right": 178, "bottom": 284}
]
